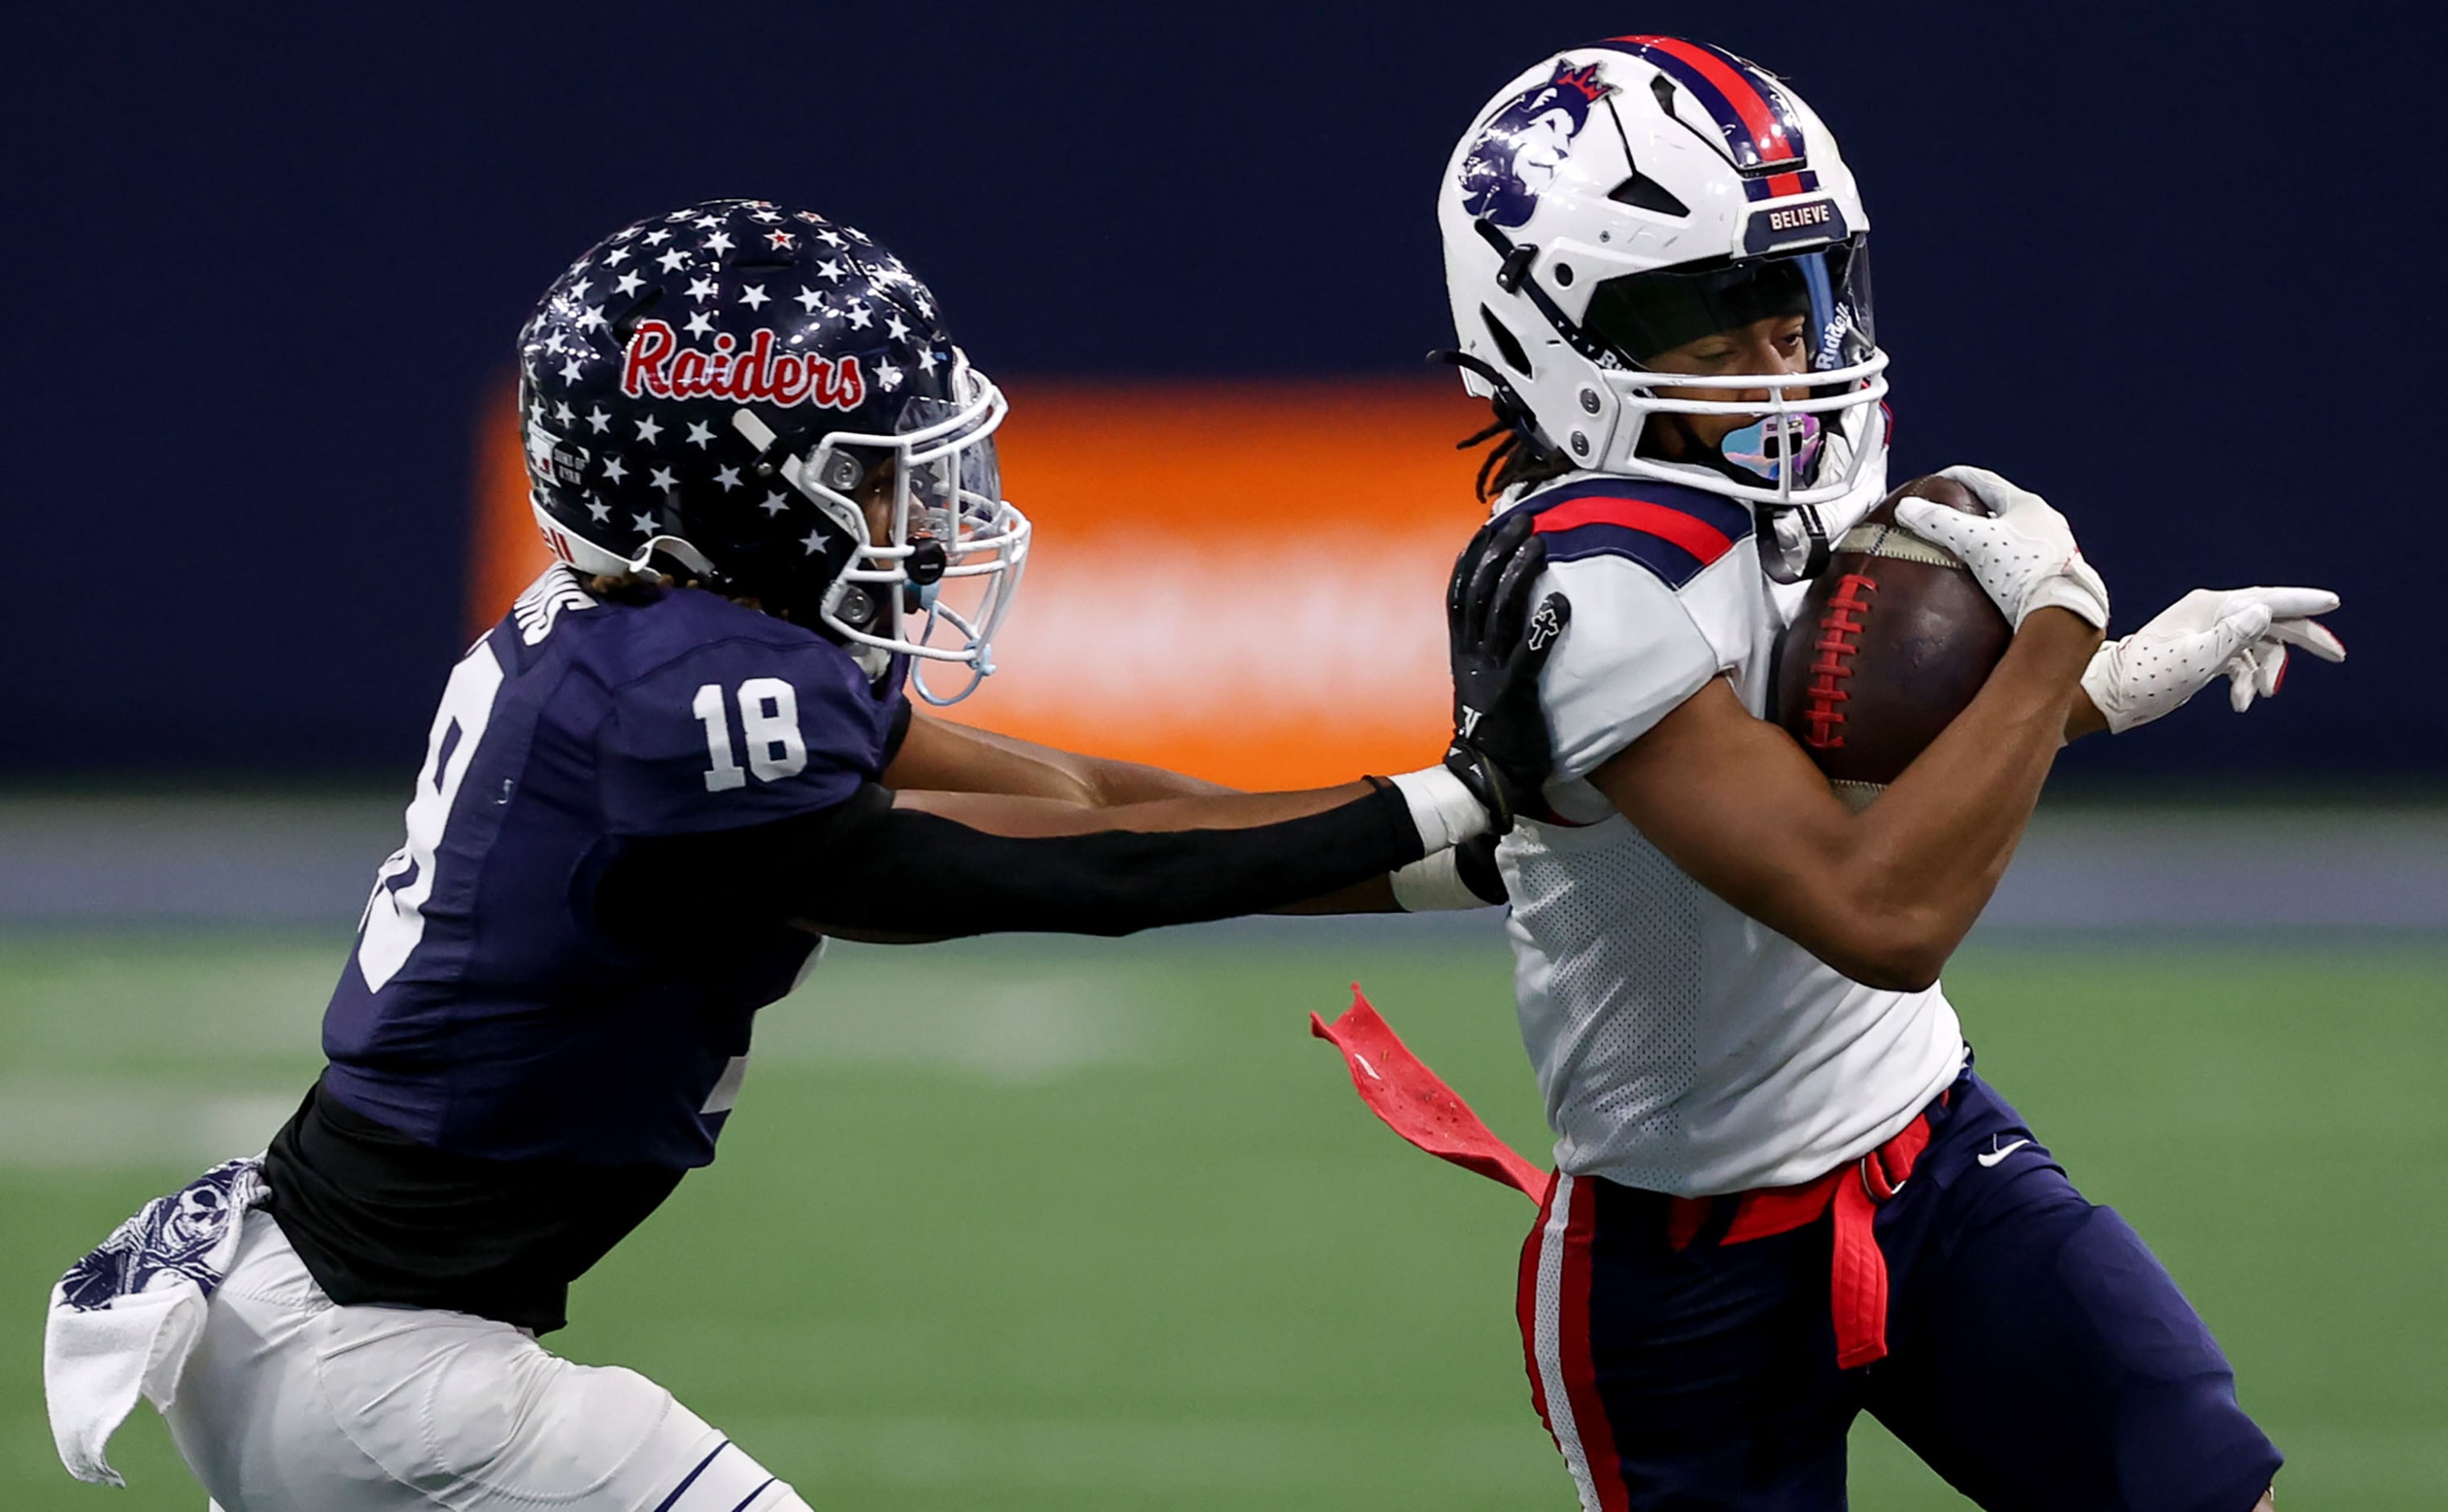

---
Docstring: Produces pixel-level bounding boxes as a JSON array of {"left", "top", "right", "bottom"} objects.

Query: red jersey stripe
[{"left": 1534, "top": 494, "right": 1739, "bottom": 568}]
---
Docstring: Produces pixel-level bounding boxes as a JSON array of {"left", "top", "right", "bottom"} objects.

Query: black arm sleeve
[{"left": 597, "top": 783, "right": 1425, "bottom": 943}]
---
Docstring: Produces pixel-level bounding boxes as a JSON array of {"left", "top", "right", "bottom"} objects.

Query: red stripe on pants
[
  {"left": 1516, "top": 1177, "right": 1561, "bottom": 1451},
  {"left": 1557, "top": 1179, "right": 1633, "bottom": 1512}
]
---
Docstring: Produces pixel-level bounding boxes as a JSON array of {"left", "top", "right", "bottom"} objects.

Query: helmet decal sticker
[
  {"left": 1610, "top": 36, "right": 1821, "bottom": 203},
  {"left": 1458, "top": 60, "right": 1611, "bottom": 229},
  {"left": 618, "top": 320, "right": 867, "bottom": 410},
  {"left": 1611, "top": 36, "right": 1806, "bottom": 174}
]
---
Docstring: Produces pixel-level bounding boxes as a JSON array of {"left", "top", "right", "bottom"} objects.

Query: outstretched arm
[
  {"left": 599, "top": 518, "right": 1564, "bottom": 944},
  {"left": 883, "top": 712, "right": 1236, "bottom": 806},
  {"left": 866, "top": 513, "right": 1568, "bottom": 918}
]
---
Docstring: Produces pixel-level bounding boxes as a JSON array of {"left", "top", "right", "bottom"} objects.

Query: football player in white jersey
[{"left": 1428, "top": 37, "right": 2343, "bottom": 1512}]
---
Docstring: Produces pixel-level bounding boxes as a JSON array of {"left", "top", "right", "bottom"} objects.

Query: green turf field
[{"left": 4, "top": 927, "right": 2442, "bottom": 1509}]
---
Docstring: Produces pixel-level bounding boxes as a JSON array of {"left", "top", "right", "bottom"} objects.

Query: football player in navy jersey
[{"left": 44, "top": 200, "right": 1564, "bottom": 1511}]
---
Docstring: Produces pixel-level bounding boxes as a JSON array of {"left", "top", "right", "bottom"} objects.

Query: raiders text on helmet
[{"left": 519, "top": 200, "right": 1029, "bottom": 704}]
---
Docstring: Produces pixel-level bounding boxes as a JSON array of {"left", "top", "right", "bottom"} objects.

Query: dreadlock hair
[
  {"left": 1459, "top": 407, "right": 1574, "bottom": 502},
  {"left": 1433, "top": 349, "right": 1577, "bottom": 502}
]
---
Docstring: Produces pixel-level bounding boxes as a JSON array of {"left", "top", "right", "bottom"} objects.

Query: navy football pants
[{"left": 1517, "top": 1064, "right": 2281, "bottom": 1511}]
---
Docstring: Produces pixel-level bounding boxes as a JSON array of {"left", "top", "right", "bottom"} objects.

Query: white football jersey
[{"left": 1495, "top": 471, "right": 1965, "bottom": 1196}]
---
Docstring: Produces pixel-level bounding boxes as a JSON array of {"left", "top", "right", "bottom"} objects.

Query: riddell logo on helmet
[{"left": 619, "top": 320, "right": 866, "bottom": 411}]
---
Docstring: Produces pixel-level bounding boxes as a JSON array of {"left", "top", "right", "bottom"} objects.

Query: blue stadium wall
[{"left": 2, "top": 2, "right": 2436, "bottom": 783}]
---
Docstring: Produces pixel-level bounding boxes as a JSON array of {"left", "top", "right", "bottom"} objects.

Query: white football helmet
[{"left": 1438, "top": 37, "right": 1891, "bottom": 572}]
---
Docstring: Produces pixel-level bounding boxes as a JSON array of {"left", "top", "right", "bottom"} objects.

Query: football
[{"left": 1772, "top": 475, "right": 2012, "bottom": 808}]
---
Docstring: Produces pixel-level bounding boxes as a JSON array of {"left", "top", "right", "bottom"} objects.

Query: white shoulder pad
[{"left": 1538, "top": 554, "right": 1720, "bottom": 782}]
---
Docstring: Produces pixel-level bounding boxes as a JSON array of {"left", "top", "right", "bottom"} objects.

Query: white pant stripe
[{"left": 1533, "top": 1171, "right": 1604, "bottom": 1512}]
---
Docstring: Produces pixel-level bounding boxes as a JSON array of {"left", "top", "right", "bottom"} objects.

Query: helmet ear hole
[{"left": 1480, "top": 305, "right": 1533, "bottom": 378}]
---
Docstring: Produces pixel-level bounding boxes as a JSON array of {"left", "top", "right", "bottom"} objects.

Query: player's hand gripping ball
[
  {"left": 1445, "top": 510, "right": 1571, "bottom": 831},
  {"left": 1772, "top": 475, "right": 2012, "bottom": 804},
  {"left": 1892, "top": 465, "right": 2111, "bottom": 630}
]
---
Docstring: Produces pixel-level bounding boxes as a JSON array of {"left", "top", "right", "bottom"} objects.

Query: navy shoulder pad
[{"left": 1511, "top": 478, "right": 1754, "bottom": 589}]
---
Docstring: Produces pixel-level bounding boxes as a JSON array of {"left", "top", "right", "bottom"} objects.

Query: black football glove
[{"left": 1445, "top": 510, "right": 1571, "bottom": 832}]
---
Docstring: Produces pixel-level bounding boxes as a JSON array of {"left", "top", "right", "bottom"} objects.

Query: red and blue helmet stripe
[{"left": 1607, "top": 35, "right": 1822, "bottom": 202}]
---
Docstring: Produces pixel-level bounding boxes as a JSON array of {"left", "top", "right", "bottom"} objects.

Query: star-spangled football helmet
[
  {"left": 519, "top": 199, "right": 1028, "bottom": 703},
  {"left": 1439, "top": 38, "right": 1889, "bottom": 576}
]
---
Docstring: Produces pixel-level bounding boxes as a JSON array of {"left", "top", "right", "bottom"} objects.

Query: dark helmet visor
[{"left": 1584, "top": 237, "right": 1875, "bottom": 374}]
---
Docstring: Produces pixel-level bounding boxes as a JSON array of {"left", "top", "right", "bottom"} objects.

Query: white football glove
[
  {"left": 1892, "top": 465, "right": 2111, "bottom": 630},
  {"left": 2081, "top": 587, "right": 2345, "bottom": 734}
]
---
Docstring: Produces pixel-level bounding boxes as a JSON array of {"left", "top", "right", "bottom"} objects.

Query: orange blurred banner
[{"left": 471, "top": 379, "right": 1494, "bottom": 789}]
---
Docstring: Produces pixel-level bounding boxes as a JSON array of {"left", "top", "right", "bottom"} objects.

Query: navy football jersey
[{"left": 317, "top": 567, "right": 907, "bottom": 1170}]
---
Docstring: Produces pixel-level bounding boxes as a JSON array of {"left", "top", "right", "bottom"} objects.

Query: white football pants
[{"left": 165, "top": 1212, "right": 810, "bottom": 1510}]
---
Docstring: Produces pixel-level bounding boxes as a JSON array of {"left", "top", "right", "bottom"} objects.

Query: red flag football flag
[{"left": 1310, "top": 985, "right": 1551, "bottom": 1202}]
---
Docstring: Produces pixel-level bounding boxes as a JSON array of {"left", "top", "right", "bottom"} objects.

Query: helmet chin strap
[
  {"left": 1644, "top": 412, "right": 1830, "bottom": 585},
  {"left": 1757, "top": 502, "right": 1832, "bottom": 585}
]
